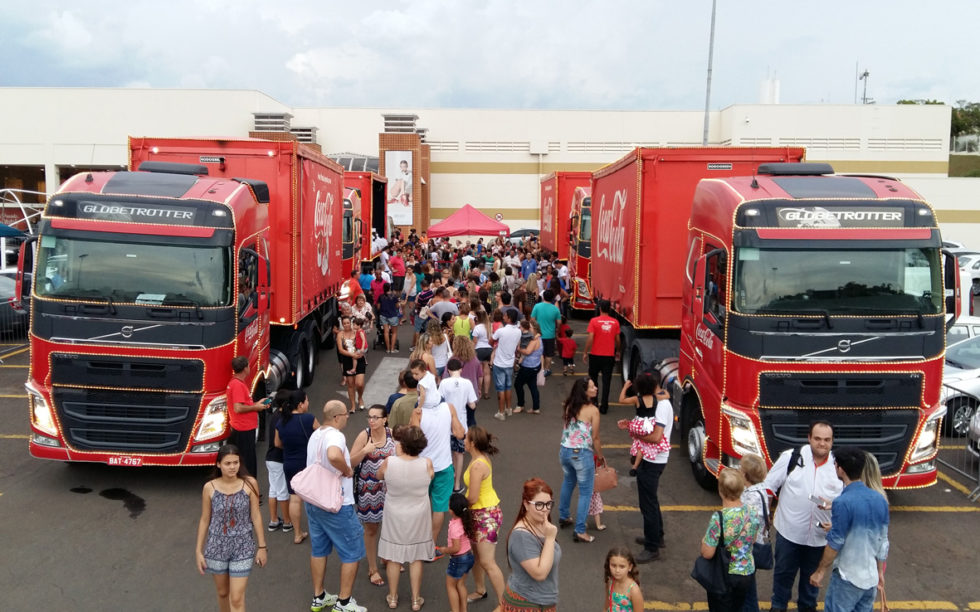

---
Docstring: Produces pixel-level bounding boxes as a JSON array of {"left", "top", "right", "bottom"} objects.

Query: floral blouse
[
  {"left": 703, "top": 505, "right": 760, "bottom": 575},
  {"left": 561, "top": 418, "right": 593, "bottom": 450}
]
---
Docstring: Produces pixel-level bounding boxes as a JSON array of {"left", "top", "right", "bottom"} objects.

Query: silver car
[{"left": 942, "top": 335, "right": 980, "bottom": 436}]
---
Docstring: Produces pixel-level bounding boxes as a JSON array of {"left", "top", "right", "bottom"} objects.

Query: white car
[
  {"left": 942, "top": 335, "right": 980, "bottom": 436},
  {"left": 947, "top": 315, "right": 980, "bottom": 346}
]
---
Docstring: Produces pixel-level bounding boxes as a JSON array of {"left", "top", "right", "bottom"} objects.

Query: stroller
[{"left": 372, "top": 312, "right": 401, "bottom": 351}]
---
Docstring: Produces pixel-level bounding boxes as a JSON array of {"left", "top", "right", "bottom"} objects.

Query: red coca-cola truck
[
  {"left": 23, "top": 137, "right": 343, "bottom": 465},
  {"left": 540, "top": 172, "right": 593, "bottom": 310},
  {"left": 590, "top": 148, "right": 958, "bottom": 489}
]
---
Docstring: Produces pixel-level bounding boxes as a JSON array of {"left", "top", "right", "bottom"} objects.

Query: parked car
[
  {"left": 0, "top": 274, "right": 29, "bottom": 337},
  {"left": 968, "top": 399, "right": 980, "bottom": 458},
  {"left": 507, "top": 228, "right": 539, "bottom": 245},
  {"left": 947, "top": 315, "right": 980, "bottom": 346},
  {"left": 942, "top": 335, "right": 980, "bottom": 436}
]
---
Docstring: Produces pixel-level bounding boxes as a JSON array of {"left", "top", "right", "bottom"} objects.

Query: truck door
[
  {"left": 693, "top": 246, "right": 727, "bottom": 410},
  {"left": 237, "top": 245, "right": 261, "bottom": 373}
]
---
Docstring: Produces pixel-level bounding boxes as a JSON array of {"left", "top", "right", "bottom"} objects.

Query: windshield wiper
[
  {"left": 886, "top": 308, "right": 925, "bottom": 329},
  {"left": 60, "top": 289, "right": 118, "bottom": 314},
  {"left": 794, "top": 308, "right": 833, "bottom": 329},
  {"left": 161, "top": 294, "right": 204, "bottom": 320}
]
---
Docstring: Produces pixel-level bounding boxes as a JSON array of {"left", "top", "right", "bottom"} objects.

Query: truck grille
[
  {"left": 51, "top": 354, "right": 204, "bottom": 392},
  {"left": 758, "top": 372, "right": 922, "bottom": 409},
  {"left": 759, "top": 408, "right": 919, "bottom": 475},
  {"left": 53, "top": 388, "right": 200, "bottom": 453}
]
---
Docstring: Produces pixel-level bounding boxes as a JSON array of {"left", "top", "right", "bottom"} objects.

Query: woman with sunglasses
[
  {"left": 502, "top": 478, "right": 561, "bottom": 612},
  {"left": 349, "top": 405, "right": 396, "bottom": 589}
]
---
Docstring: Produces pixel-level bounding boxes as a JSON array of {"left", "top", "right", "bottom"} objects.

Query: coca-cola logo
[
  {"left": 542, "top": 196, "right": 554, "bottom": 235},
  {"left": 596, "top": 189, "right": 627, "bottom": 264},
  {"left": 696, "top": 323, "right": 715, "bottom": 350},
  {"left": 314, "top": 189, "right": 334, "bottom": 276}
]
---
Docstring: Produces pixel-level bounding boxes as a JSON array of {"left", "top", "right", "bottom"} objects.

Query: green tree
[{"left": 951, "top": 100, "right": 980, "bottom": 138}]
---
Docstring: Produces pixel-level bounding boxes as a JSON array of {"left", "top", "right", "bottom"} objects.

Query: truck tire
[
  {"left": 293, "top": 341, "right": 310, "bottom": 389},
  {"left": 682, "top": 395, "right": 717, "bottom": 490}
]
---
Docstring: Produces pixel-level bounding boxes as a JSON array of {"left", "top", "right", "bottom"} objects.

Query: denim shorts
[
  {"left": 492, "top": 364, "right": 514, "bottom": 391},
  {"left": 446, "top": 550, "right": 475, "bottom": 578},
  {"left": 380, "top": 315, "right": 401, "bottom": 326},
  {"left": 306, "top": 503, "right": 366, "bottom": 563}
]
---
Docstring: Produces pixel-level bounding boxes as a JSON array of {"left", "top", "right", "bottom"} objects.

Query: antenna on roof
[{"left": 750, "top": 175, "right": 759, "bottom": 189}]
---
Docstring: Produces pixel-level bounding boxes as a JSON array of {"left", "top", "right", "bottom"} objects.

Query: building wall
[{"left": 1, "top": 87, "right": 974, "bottom": 241}]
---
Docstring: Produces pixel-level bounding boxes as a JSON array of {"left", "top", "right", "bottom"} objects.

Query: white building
[{"left": 1, "top": 87, "right": 977, "bottom": 242}]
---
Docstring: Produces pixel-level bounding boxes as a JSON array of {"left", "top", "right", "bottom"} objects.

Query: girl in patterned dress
[
  {"left": 349, "top": 404, "right": 396, "bottom": 588},
  {"left": 604, "top": 547, "right": 643, "bottom": 611},
  {"left": 195, "top": 444, "right": 267, "bottom": 612}
]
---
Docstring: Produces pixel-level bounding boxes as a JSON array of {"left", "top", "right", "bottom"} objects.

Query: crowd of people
[{"left": 200, "top": 233, "right": 890, "bottom": 612}]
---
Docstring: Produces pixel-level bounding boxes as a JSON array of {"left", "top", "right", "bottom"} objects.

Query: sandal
[
  {"left": 369, "top": 570, "right": 385, "bottom": 587},
  {"left": 466, "top": 591, "right": 488, "bottom": 603},
  {"left": 573, "top": 532, "right": 595, "bottom": 543},
  {"left": 386, "top": 594, "right": 398, "bottom": 609},
  {"left": 293, "top": 531, "right": 309, "bottom": 544},
  {"left": 595, "top": 524, "right": 607, "bottom": 531},
  {"left": 411, "top": 596, "right": 425, "bottom": 611},
  {"left": 558, "top": 518, "right": 574, "bottom": 529}
]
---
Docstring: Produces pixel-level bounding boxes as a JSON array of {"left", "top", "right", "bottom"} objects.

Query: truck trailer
[
  {"left": 588, "top": 148, "right": 956, "bottom": 489},
  {"left": 24, "top": 137, "right": 344, "bottom": 465},
  {"left": 540, "top": 172, "right": 593, "bottom": 310}
]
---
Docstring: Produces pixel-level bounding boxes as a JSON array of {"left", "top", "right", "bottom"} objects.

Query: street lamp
[
  {"left": 702, "top": 0, "right": 717, "bottom": 146},
  {"left": 859, "top": 70, "right": 873, "bottom": 105}
]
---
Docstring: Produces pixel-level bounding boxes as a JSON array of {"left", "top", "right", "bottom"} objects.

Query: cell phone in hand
[{"left": 808, "top": 494, "right": 829, "bottom": 509}]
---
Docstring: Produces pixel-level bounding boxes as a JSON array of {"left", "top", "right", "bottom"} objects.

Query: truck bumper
[{"left": 29, "top": 434, "right": 221, "bottom": 466}]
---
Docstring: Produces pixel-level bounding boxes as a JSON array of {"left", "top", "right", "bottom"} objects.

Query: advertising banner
[{"left": 385, "top": 150, "right": 413, "bottom": 226}]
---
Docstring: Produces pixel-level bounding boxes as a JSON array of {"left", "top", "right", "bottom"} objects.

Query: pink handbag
[{"left": 290, "top": 436, "right": 344, "bottom": 513}]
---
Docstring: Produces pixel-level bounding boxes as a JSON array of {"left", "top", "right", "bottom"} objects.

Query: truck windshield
[
  {"left": 35, "top": 234, "right": 231, "bottom": 307},
  {"left": 733, "top": 247, "right": 943, "bottom": 315}
]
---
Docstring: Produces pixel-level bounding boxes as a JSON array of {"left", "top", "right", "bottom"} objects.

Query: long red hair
[{"left": 506, "top": 477, "right": 554, "bottom": 568}]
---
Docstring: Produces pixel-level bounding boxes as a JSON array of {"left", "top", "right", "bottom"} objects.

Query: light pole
[
  {"left": 859, "top": 70, "right": 871, "bottom": 105},
  {"left": 702, "top": 0, "right": 717, "bottom": 146}
]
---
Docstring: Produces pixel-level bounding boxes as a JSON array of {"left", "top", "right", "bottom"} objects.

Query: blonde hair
[
  {"left": 410, "top": 335, "right": 429, "bottom": 362},
  {"left": 451, "top": 335, "right": 476, "bottom": 363},
  {"left": 718, "top": 468, "right": 745, "bottom": 501},
  {"left": 861, "top": 452, "right": 887, "bottom": 501},
  {"left": 739, "top": 453, "right": 767, "bottom": 485},
  {"left": 525, "top": 272, "right": 538, "bottom": 294}
]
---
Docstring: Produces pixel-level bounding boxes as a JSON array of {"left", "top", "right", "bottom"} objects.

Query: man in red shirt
[
  {"left": 226, "top": 356, "right": 269, "bottom": 480},
  {"left": 388, "top": 248, "right": 406, "bottom": 294},
  {"left": 583, "top": 299, "right": 621, "bottom": 414},
  {"left": 343, "top": 269, "right": 364, "bottom": 305}
]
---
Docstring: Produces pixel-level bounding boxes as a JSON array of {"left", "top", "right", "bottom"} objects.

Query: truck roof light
[
  {"left": 757, "top": 162, "right": 834, "bottom": 176},
  {"left": 744, "top": 208, "right": 760, "bottom": 217},
  {"left": 212, "top": 210, "right": 227, "bottom": 217}
]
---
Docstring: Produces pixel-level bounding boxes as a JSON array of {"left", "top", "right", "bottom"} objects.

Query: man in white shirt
[
  {"left": 306, "top": 400, "right": 367, "bottom": 612},
  {"left": 438, "top": 358, "right": 478, "bottom": 491},
  {"left": 490, "top": 309, "right": 522, "bottom": 421},
  {"left": 762, "top": 421, "right": 843, "bottom": 612},
  {"left": 411, "top": 400, "right": 465, "bottom": 549}
]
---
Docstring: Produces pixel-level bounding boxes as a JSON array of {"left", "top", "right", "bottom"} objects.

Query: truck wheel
[
  {"left": 684, "top": 399, "right": 717, "bottom": 490},
  {"left": 305, "top": 334, "right": 318, "bottom": 381},
  {"left": 293, "top": 341, "right": 310, "bottom": 389}
]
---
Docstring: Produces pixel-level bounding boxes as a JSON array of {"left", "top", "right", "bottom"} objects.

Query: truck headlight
[
  {"left": 722, "top": 405, "right": 761, "bottom": 456},
  {"left": 194, "top": 396, "right": 228, "bottom": 442},
  {"left": 910, "top": 406, "right": 945, "bottom": 463},
  {"left": 26, "top": 382, "right": 58, "bottom": 437},
  {"left": 576, "top": 278, "right": 592, "bottom": 300}
]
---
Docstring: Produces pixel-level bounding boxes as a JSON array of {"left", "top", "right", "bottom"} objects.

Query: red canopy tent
[{"left": 427, "top": 203, "right": 510, "bottom": 237}]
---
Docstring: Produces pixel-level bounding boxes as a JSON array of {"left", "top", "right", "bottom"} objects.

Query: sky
[{"left": 2, "top": 0, "right": 978, "bottom": 110}]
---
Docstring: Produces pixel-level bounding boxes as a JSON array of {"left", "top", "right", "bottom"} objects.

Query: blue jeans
[
  {"left": 558, "top": 446, "right": 594, "bottom": 535},
  {"left": 825, "top": 570, "right": 876, "bottom": 612},
  {"left": 771, "top": 531, "right": 824, "bottom": 610}
]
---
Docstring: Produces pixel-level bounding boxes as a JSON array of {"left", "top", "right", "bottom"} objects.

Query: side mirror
[
  {"left": 943, "top": 249, "right": 960, "bottom": 332},
  {"left": 14, "top": 236, "right": 37, "bottom": 310}
]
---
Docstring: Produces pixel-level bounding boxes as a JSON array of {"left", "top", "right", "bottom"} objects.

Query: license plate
[{"left": 108, "top": 456, "right": 143, "bottom": 467}]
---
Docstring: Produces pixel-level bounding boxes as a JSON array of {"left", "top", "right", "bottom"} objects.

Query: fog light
[
  {"left": 906, "top": 460, "right": 935, "bottom": 474},
  {"left": 192, "top": 441, "right": 224, "bottom": 453},
  {"left": 31, "top": 433, "right": 62, "bottom": 448}
]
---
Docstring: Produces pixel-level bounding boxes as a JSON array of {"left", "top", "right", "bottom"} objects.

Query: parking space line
[
  {"left": 0, "top": 434, "right": 29, "bottom": 439},
  {"left": 0, "top": 394, "right": 26, "bottom": 398},
  {"left": 0, "top": 346, "right": 29, "bottom": 360},
  {"left": 966, "top": 603, "right": 980, "bottom": 610},
  {"left": 644, "top": 602, "right": 961, "bottom": 611},
  {"left": 937, "top": 470, "right": 976, "bottom": 498},
  {"left": 0, "top": 364, "right": 27, "bottom": 368}
]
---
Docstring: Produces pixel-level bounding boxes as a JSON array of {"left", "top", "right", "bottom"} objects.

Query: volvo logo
[
  {"left": 121, "top": 325, "right": 134, "bottom": 339},
  {"left": 837, "top": 340, "right": 851, "bottom": 353}
]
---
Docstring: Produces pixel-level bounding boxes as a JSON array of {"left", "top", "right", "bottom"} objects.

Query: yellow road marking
[
  {"left": 0, "top": 434, "right": 28, "bottom": 439},
  {"left": 937, "top": 470, "right": 975, "bottom": 498},
  {"left": 644, "top": 603, "right": 960, "bottom": 611},
  {"left": 0, "top": 394, "right": 26, "bottom": 398},
  {"left": 967, "top": 603, "right": 980, "bottom": 610},
  {"left": 605, "top": 505, "right": 979, "bottom": 513},
  {"left": 0, "top": 364, "right": 27, "bottom": 368},
  {"left": 0, "top": 346, "right": 29, "bottom": 360}
]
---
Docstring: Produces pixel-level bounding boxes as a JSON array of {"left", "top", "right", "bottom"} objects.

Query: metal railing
[
  {"left": 0, "top": 189, "right": 43, "bottom": 357},
  {"left": 937, "top": 383, "right": 980, "bottom": 501}
]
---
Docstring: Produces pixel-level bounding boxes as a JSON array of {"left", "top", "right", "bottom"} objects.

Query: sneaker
[
  {"left": 544, "top": 369, "right": 552, "bottom": 377},
  {"left": 331, "top": 597, "right": 366, "bottom": 612},
  {"left": 311, "top": 591, "right": 339, "bottom": 612},
  {"left": 493, "top": 412, "right": 506, "bottom": 421},
  {"left": 267, "top": 519, "right": 283, "bottom": 532},
  {"left": 505, "top": 407, "right": 513, "bottom": 416},
  {"left": 282, "top": 523, "right": 294, "bottom": 533},
  {"left": 513, "top": 406, "right": 524, "bottom": 414}
]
